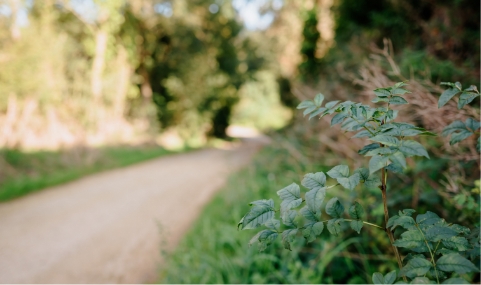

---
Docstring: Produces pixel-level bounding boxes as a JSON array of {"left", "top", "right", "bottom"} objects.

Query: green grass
[
  {"left": 158, "top": 141, "right": 391, "bottom": 284},
  {"left": 0, "top": 145, "right": 189, "bottom": 202}
]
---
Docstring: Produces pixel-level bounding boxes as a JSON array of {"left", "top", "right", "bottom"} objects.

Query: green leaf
[
  {"left": 369, "top": 135, "right": 400, "bottom": 146},
  {"left": 442, "top": 278, "right": 470, "bottom": 284},
  {"left": 393, "top": 230, "right": 425, "bottom": 249},
  {"left": 302, "top": 222, "right": 324, "bottom": 243},
  {"left": 458, "top": 92, "right": 479, "bottom": 109},
  {"left": 372, "top": 97, "right": 390, "bottom": 103},
  {"left": 466, "top": 117, "right": 480, "bottom": 131},
  {"left": 436, "top": 253, "right": 479, "bottom": 274},
  {"left": 302, "top": 172, "right": 326, "bottom": 191},
  {"left": 327, "top": 219, "right": 343, "bottom": 236},
  {"left": 384, "top": 271, "right": 397, "bottom": 284},
  {"left": 282, "top": 229, "right": 298, "bottom": 250},
  {"left": 425, "top": 225, "right": 458, "bottom": 242},
  {"left": 331, "top": 112, "right": 348, "bottom": 126},
  {"left": 438, "top": 88, "right": 460, "bottom": 108},
  {"left": 354, "top": 167, "right": 369, "bottom": 181},
  {"left": 314, "top": 93, "right": 325, "bottom": 107},
  {"left": 365, "top": 175, "right": 381, "bottom": 189},
  {"left": 327, "top": 165, "right": 349, "bottom": 178},
  {"left": 442, "top": 120, "right": 467, "bottom": 136},
  {"left": 389, "top": 96, "right": 409, "bottom": 105},
  {"left": 305, "top": 187, "right": 326, "bottom": 214},
  {"left": 400, "top": 257, "right": 432, "bottom": 278},
  {"left": 352, "top": 130, "right": 372, "bottom": 138},
  {"left": 366, "top": 147, "right": 394, "bottom": 156},
  {"left": 455, "top": 82, "right": 462, "bottom": 89},
  {"left": 386, "top": 163, "right": 403, "bottom": 173},
  {"left": 374, "top": 88, "right": 391, "bottom": 97},
  {"left": 369, "top": 155, "right": 389, "bottom": 174},
  {"left": 388, "top": 215, "right": 415, "bottom": 230},
  {"left": 442, "top": 236, "right": 470, "bottom": 251},
  {"left": 297, "top": 100, "right": 315, "bottom": 109},
  {"left": 391, "top": 88, "right": 410, "bottom": 95},
  {"left": 399, "top": 140, "right": 429, "bottom": 158},
  {"left": 359, "top": 143, "right": 381, "bottom": 155},
  {"left": 416, "top": 212, "right": 441, "bottom": 227},
  {"left": 303, "top": 106, "right": 317, "bottom": 116},
  {"left": 277, "top": 183, "right": 302, "bottom": 213},
  {"left": 449, "top": 129, "right": 473, "bottom": 145},
  {"left": 350, "top": 220, "right": 363, "bottom": 234},
  {"left": 308, "top": 107, "right": 326, "bottom": 120},
  {"left": 325, "top": 100, "right": 340, "bottom": 109},
  {"left": 264, "top": 218, "right": 280, "bottom": 231},
  {"left": 410, "top": 277, "right": 433, "bottom": 284},
  {"left": 325, "top": 198, "right": 344, "bottom": 218},
  {"left": 389, "top": 151, "right": 407, "bottom": 169},
  {"left": 337, "top": 173, "right": 361, "bottom": 190},
  {"left": 282, "top": 210, "right": 298, "bottom": 227},
  {"left": 349, "top": 202, "right": 365, "bottom": 219},
  {"left": 300, "top": 206, "right": 320, "bottom": 222},
  {"left": 372, "top": 273, "right": 384, "bottom": 284},
  {"left": 449, "top": 224, "right": 470, "bottom": 235},
  {"left": 238, "top": 199, "right": 275, "bottom": 230},
  {"left": 249, "top": 229, "right": 278, "bottom": 251}
]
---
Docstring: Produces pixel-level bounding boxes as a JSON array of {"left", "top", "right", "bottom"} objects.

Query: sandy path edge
[{"left": 0, "top": 137, "right": 268, "bottom": 283}]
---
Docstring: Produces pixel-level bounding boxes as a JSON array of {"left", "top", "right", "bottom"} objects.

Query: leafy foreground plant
[{"left": 238, "top": 82, "right": 480, "bottom": 284}]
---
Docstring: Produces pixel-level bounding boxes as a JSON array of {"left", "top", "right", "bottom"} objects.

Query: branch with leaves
[{"left": 237, "top": 82, "right": 480, "bottom": 284}]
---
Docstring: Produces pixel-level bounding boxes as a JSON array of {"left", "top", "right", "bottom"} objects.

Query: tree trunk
[{"left": 91, "top": 29, "right": 108, "bottom": 102}]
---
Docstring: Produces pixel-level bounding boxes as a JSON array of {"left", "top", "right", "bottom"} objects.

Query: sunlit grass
[{"left": 0, "top": 145, "right": 189, "bottom": 202}]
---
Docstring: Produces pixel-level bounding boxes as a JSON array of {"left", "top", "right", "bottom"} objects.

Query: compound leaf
[
  {"left": 359, "top": 143, "right": 381, "bottom": 155},
  {"left": 438, "top": 88, "right": 460, "bottom": 108},
  {"left": 337, "top": 173, "right": 361, "bottom": 191},
  {"left": 449, "top": 129, "right": 473, "bottom": 145},
  {"left": 442, "top": 236, "right": 470, "bottom": 251},
  {"left": 369, "top": 155, "right": 389, "bottom": 174},
  {"left": 466, "top": 117, "right": 480, "bottom": 131},
  {"left": 369, "top": 135, "right": 400, "bottom": 146},
  {"left": 305, "top": 187, "right": 326, "bottom": 214},
  {"left": 302, "top": 172, "right": 326, "bottom": 191},
  {"left": 303, "top": 222, "right": 324, "bottom": 243},
  {"left": 327, "top": 165, "right": 349, "bottom": 178},
  {"left": 249, "top": 229, "right": 278, "bottom": 251},
  {"left": 389, "top": 96, "right": 408, "bottom": 105},
  {"left": 436, "top": 253, "right": 479, "bottom": 274},
  {"left": 300, "top": 206, "right": 320, "bottom": 222},
  {"left": 350, "top": 220, "right": 363, "bottom": 234},
  {"left": 393, "top": 230, "right": 424, "bottom": 249},
  {"left": 348, "top": 202, "right": 365, "bottom": 220},
  {"left": 400, "top": 257, "right": 432, "bottom": 278},
  {"left": 277, "top": 183, "right": 302, "bottom": 213},
  {"left": 442, "top": 278, "right": 469, "bottom": 284},
  {"left": 326, "top": 198, "right": 344, "bottom": 218},
  {"left": 238, "top": 199, "right": 275, "bottom": 230},
  {"left": 264, "top": 218, "right": 280, "bottom": 231},
  {"left": 416, "top": 211, "right": 441, "bottom": 227},
  {"left": 282, "top": 229, "right": 298, "bottom": 250},
  {"left": 399, "top": 140, "right": 429, "bottom": 158},
  {"left": 327, "top": 219, "right": 343, "bottom": 236},
  {"left": 458, "top": 92, "right": 479, "bottom": 109},
  {"left": 282, "top": 210, "right": 298, "bottom": 228}
]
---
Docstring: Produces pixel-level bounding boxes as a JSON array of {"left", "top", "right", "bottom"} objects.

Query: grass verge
[
  {"left": 157, "top": 141, "right": 389, "bottom": 284},
  {"left": 0, "top": 145, "right": 189, "bottom": 202}
]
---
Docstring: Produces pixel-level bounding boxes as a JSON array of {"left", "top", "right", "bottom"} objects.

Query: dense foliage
[{"left": 239, "top": 82, "right": 480, "bottom": 283}]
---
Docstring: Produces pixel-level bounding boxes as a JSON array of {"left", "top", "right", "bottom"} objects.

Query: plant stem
[
  {"left": 343, "top": 219, "right": 384, "bottom": 230},
  {"left": 416, "top": 224, "right": 440, "bottom": 284},
  {"left": 380, "top": 142, "right": 406, "bottom": 281}
]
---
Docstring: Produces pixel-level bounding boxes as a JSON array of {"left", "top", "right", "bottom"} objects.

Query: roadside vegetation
[
  {"left": 0, "top": 145, "right": 184, "bottom": 201},
  {"left": 159, "top": 0, "right": 479, "bottom": 283}
]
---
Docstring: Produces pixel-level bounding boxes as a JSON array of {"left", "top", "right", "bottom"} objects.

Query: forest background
[{"left": 0, "top": 0, "right": 479, "bottom": 283}]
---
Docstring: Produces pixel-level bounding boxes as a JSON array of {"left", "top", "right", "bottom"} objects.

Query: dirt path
[{"left": 0, "top": 137, "right": 267, "bottom": 283}]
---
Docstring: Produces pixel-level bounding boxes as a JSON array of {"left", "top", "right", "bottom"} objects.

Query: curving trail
[{"left": 0, "top": 137, "right": 267, "bottom": 283}]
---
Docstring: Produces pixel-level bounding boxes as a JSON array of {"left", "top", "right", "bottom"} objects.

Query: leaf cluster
[
  {"left": 371, "top": 210, "right": 480, "bottom": 284},
  {"left": 438, "top": 82, "right": 480, "bottom": 149}
]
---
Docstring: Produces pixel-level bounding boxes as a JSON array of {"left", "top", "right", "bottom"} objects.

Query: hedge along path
[{"left": 0, "top": 136, "right": 269, "bottom": 283}]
